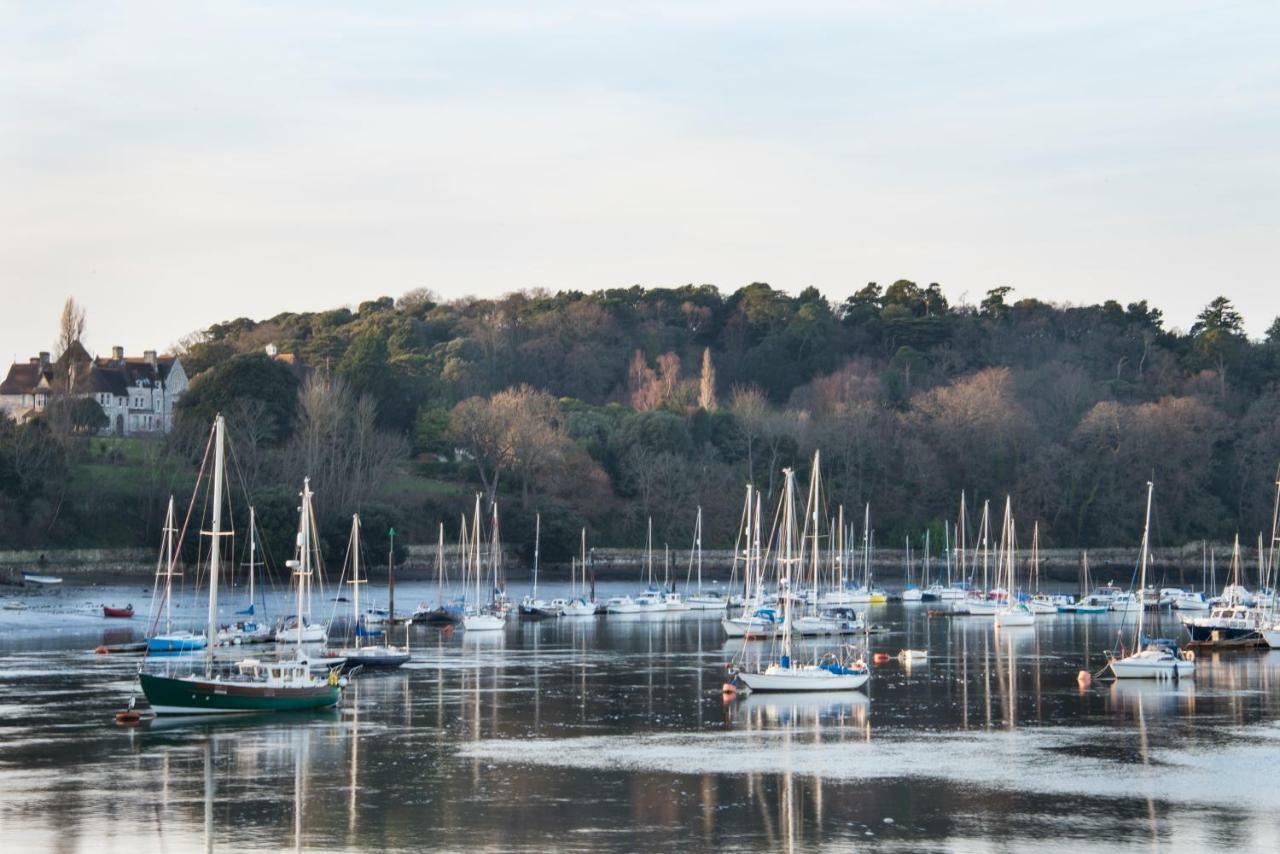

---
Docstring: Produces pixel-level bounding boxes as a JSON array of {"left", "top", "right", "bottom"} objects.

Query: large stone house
[{"left": 0, "top": 342, "right": 188, "bottom": 435}]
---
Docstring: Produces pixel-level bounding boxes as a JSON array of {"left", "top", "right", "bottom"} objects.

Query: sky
[{"left": 1, "top": 1, "right": 1277, "bottom": 361}]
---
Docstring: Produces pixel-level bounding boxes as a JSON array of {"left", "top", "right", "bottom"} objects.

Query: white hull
[
  {"left": 686, "top": 595, "right": 729, "bottom": 610},
  {"left": 901, "top": 588, "right": 923, "bottom": 602},
  {"left": 964, "top": 601, "right": 1000, "bottom": 616},
  {"left": 274, "top": 624, "right": 328, "bottom": 644},
  {"left": 738, "top": 665, "right": 869, "bottom": 692},
  {"left": 1109, "top": 658, "right": 1195, "bottom": 679},
  {"left": 606, "top": 599, "right": 641, "bottom": 614},
  {"left": 561, "top": 600, "right": 596, "bottom": 616},
  {"left": 995, "top": 610, "right": 1035, "bottom": 627},
  {"left": 1263, "top": 628, "right": 1280, "bottom": 649},
  {"left": 462, "top": 613, "right": 505, "bottom": 631},
  {"left": 721, "top": 617, "right": 780, "bottom": 638}
]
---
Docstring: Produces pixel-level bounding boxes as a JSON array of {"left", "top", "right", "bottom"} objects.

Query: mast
[
  {"left": 647, "top": 517, "right": 654, "bottom": 587},
  {"left": 206, "top": 414, "right": 225, "bottom": 673},
  {"left": 836, "top": 505, "right": 845, "bottom": 592},
  {"left": 388, "top": 526, "right": 395, "bottom": 622},
  {"left": 247, "top": 506, "right": 257, "bottom": 610},
  {"left": 780, "top": 467, "right": 797, "bottom": 666},
  {"left": 297, "top": 478, "right": 313, "bottom": 659},
  {"left": 580, "top": 526, "right": 586, "bottom": 600},
  {"left": 981, "top": 500, "right": 990, "bottom": 593},
  {"left": 533, "top": 513, "right": 541, "bottom": 599},
  {"left": 471, "top": 494, "right": 482, "bottom": 609},
  {"left": 695, "top": 506, "right": 703, "bottom": 593},
  {"left": 862, "top": 503, "right": 871, "bottom": 589},
  {"left": 958, "top": 492, "right": 967, "bottom": 585},
  {"left": 436, "top": 523, "right": 445, "bottom": 606},
  {"left": 809, "top": 451, "right": 821, "bottom": 600},
  {"left": 1134, "top": 481, "right": 1154, "bottom": 651},
  {"left": 349, "top": 515, "right": 364, "bottom": 649},
  {"left": 163, "top": 495, "right": 176, "bottom": 633}
]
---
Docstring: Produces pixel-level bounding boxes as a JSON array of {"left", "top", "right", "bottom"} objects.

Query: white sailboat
[
  {"left": 686, "top": 506, "right": 728, "bottom": 610},
  {"left": 994, "top": 497, "right": 1035, "bottom": 628},
  {"left": 735, "top": 467, "right": 870, "bottom": 692},
  {"left": 219, "top": 506, "right": 274, "bottom": 645},
  {"left": 275, "top": 481, "right": 329, "bottom": 644},
  {"left": 562, "top": 528, "right": 597, "bottom": 616},
  {"left": 147, "top": 495, "right": 208, "bottom": 653},
  {"left": 1108, "top": 481, "right": 1195, "bottom": 679},
  {"left": 461, "top": 494, "right": 505, "bottom": 632},
  {"left": 722, "top": 485, "right": 781, "bottom": 638},
  {"left": 327, "top": 514, "right": 411, "bottom": 668}
]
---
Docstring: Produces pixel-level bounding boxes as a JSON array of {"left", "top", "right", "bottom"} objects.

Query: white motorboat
[
  {"left": 606, "top": 596, "right": 641, "bottom": 614},
  {"left": 561, "top": 597, "right": 596, "bottom": 617},
  {"left": 1108, "top": 593, "right": 1140, "bottom": 612},
  {"left": 1171, "top": 591, "right": 1210, "bottom": 611},
  {"left": 662, "top": 591, "right": 690, "bottom": 612},
  {"left": 721, "top": 608, "right": 782, "bottom": 638},
  {"left": 274, "top": 619, "right": 328, "bottom": 644},
  {"left": 686, "top": 591, "right": 729, "bottom": 610},
  {"left": 634, "top": 590, "right": 667, "bottom": 612}
]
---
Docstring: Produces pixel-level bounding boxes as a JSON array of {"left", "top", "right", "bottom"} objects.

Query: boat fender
[
  {"left": 328, "top": 670, "right": 339, "bottom": 687},
  {"left": 338, "top": 676, "right": 349, "bottom": 688},
  {"left": 1181, "top": 649, "right": 1195, "bottom": 662}
]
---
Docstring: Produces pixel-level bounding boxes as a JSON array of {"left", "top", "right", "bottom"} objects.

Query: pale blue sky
[{"left": 1, "top": 1, "right": 1277, "bottom": 359}]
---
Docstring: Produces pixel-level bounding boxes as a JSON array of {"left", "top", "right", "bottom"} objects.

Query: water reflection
[{"left": 4, "top": 590, "right": 1280, "bottom": 852}]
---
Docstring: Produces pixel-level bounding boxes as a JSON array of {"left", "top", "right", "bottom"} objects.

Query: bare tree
[
  {"left": 55, "top": 296, "right": 87, "bottom": 360},
  {"left": 698, "top": 347, "right": 717, "bottom": 411}
]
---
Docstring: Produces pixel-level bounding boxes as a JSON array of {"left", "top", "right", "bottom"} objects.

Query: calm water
[{"left": 2, "top": 581, "right": 1280, "bottom": 852}]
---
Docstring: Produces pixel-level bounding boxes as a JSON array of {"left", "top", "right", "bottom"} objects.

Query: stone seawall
[{"left": 0, "top": 542, "right": 1260, "bottom": 586}]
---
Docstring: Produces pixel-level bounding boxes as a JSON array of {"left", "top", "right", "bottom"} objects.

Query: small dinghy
[
  {"left": 3, "top": 601, "right": 27, "bottom": 611},
  {"left": 103, "top": 605, "right": 134, "bottom": 618},
  {"left": 898, "top": 649, "right": 928, "bottom": 662},
  {"left": 23, "top": 573, "right": 62, "bottom": 586}
]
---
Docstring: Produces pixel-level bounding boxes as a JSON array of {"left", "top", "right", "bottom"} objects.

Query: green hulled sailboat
[{"left": 139, "top": 415, "right": 343, "bottom": 715}]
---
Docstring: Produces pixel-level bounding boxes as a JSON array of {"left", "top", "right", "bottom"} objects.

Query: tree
[
  {"left": 698, "top": 347, "right": 717, "bottom": 411},
  {"left": 43, "top": 397, "right": 108, "bottom": 435},
  {"left": 980, "top": 287, "right": 1014, "bottom": 319},
  {"left": 55, "top": 297, "right": 87, "bottom": 361},
  {"left": 1189, "top": 296, "right": 1246, "bottom": 395},
  {"left": 174, "top": 353, "right": 299, "bottom": 445}
]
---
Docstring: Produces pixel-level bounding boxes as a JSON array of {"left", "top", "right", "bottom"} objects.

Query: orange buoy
[
  {"left": 442, "top": 624, "right": 455, "bottom": 636},
  {"left": 1077, "top": 670, "right": 1092, "bottom": 687},
  {"left": 94, "top": 645, "right": 109, "bottom": 655},
  {"left": 115, "top": 709, "right": 143, "bottom": 726},
  {"left": 873, "top": 652, "right": 891, "bottom": 665},
  {"left": 721, "top": 682, "right": 738, "bottom": 696}
]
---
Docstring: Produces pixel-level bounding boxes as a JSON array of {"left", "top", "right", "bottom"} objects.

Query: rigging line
[{"left": 144, "top": 422, "right": 215, "bottom": 643}]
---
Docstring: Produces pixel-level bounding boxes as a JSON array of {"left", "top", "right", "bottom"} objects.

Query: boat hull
[
  {"left": 147, "top": 634, "right": 207, "bottom": 653},
  {"left": 1263, "top": 628, "right": 1280, "bottom": 649},
  {"left": 1108, "top": 656, "right": 1195, "bottom": 679},
  {"left": 139, "top": 672, "right": 341, "bottom": 714},
  {"left": 1186, "top": 624, "right": 1259, "bottom": 643},
  {"left": 738, "top": 667, "right": 869, "bottom": 692},
  {"left": 103, "top": 607, "right": 134, "bottom": 618}
]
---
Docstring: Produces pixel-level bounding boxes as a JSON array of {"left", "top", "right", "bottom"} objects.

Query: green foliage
[{"left": 174, "top": 353, "right": 299, "bottom": 444}]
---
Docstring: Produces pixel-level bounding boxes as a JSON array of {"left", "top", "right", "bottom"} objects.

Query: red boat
[{"left": 103, "top": 605, "right": 134, "bottom": 618}]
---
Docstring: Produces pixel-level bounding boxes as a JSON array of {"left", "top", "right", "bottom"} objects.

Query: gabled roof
[{"left": 0, "top": 362, "right": 44, "bottom": 395}]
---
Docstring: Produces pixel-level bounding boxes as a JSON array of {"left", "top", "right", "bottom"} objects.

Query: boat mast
[
  {"left": 350, "top": 515, "right": 364, "bottom": 649},
  {"left": 580, "top": 526, "right": 587, "bottom": 599},
  {"left": 297, "top": 478, "right": 313, "bottom": 659},
  {"left": 780, "top": 467, "right": 796, "bottom": 666},
  {"left": 647, "top": 517, "right": 654, "bottom": 588},
  {"left": 532, "top": 513, "right": 541, "bottom": 599},
  {"left": 471, "top": 494, "right": 482, "bottom": 610},
  {"left": 1134, "top": 481, "right": 1154, "bottom": 651},
  {"left": 436, "top": 523, "right": 444, "bottom": 606},
  {"left": 695, "top": 506, "right": 703, "bottom": 594},
  {"left": 205, "top": 414, "right": 225, "bottom": 674},
  {"left": 248, "top": 506, "right": 257, "bottom": 610},
  {"left": 981, "top": 500, "right": 990, "bottom": 593},
  {"left": 836, "top": 505, "right": 845, "bottom": 592},
  {"left": 163, "top": 495, "right": 177, "bottom": 634},
  {"left": 958, "top": 492, "right": 967, "bottom": 586}
]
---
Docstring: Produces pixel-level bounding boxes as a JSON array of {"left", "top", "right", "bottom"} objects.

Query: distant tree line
[{"left": 3, "top": 283, "right": 1280, "bottom": 564}]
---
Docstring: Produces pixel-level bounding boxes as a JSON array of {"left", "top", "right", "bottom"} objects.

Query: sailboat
[
  {"left": 414, "top": 523, "right": 464, "bottom": 624},
  {"left": 686, "top": 506, "right": 728, "bottom": 610},
  {"left": 219, "top": 506, "right": 273, "bottom": 645},
  {"left": 964, "top": 500, "right": 1002, "bottom": 616},
  {"left": 1026, "top": 523, "right": 1062, "bottom": 614},
  {"left": 1184, "top": 534, "right": 1263, "bottom": 644},
  {"left": 901, "top": 533, "right": 923, "bottom": 601},
  {"left": 1107, "top": 481, "right": 1195, "bottom": 679},
  {"left": 994, "top": 497, "right": 1035, "bottom": 628},
  {"left": 1066, "top": 552, "right": 1109, "bottom": 613},
  {"left": 274, "top": 484, "right": 329, "bottom": 644},
  {"left": 139, "top": 415, "right": 344, "bottom": 713},
  {"left": 734, "top": 467, "right": 870, "bottom": 692},
  {"left": 722, "top": 484, "right": 782, "bottom": 638},
  {"left": 1260, "top": 477, "right": 1280, "bottom": 649},
  {"left": 461, "top": 494, "right": 505, "bottom": 631},
  {"left": 327, "top": 514, "right": 410, "bottom": 668},
  {"left": 146, "top": 495, "right": 207, "bottom": 653},
  {"left": 562, "top": 528, "right": 597, "bottom": 616},
  {"left": 519, "top": 513, "right": 563, "bottom": 618}
]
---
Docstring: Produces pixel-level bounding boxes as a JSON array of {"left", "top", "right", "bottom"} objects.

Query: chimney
[
  {"left": 112, "top": 345, "right": 124, "bottom": 363},
  {"left": 144, "top": 349, "right": 157, "bottom": 368},
  {"left": 39, "top": 351, "right": 50, "bottom": 367}
]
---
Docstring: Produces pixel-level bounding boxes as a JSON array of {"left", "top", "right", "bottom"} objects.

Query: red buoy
[
  {"left": 721, "top": 682, "right": 738, "bottom": 696},
  {"left": 94, "top": 646, "right": 109, "bottom": 655},
  {"left": 873, "top": 652, "right": 891, "bottom": 665},
  {"left": 115, "top": 710, "right": 142, "bottom": 726}
]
